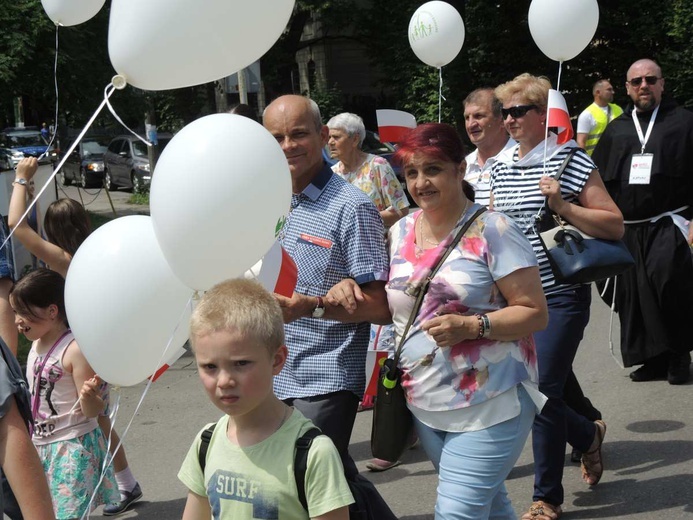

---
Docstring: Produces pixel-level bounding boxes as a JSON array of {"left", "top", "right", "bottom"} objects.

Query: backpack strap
[
  {"left": 198, "top": 423, "right": 217, "bottom": 473},
  {"left": 294, "top": 427, "right": 322, "bottom": 512}
]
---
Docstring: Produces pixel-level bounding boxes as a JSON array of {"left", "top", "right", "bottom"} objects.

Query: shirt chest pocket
[{"left": 293, "top": 240, "right": 335, "bottom": 290}]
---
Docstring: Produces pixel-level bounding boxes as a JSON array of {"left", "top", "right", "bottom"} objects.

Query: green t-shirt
[{"left": 178, "top": 409, "right": 353, "bottom": 519}]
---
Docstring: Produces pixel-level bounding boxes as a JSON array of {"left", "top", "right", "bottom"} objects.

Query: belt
[{"left": 623, "top": 205, "right": 689, "bottom": 225}]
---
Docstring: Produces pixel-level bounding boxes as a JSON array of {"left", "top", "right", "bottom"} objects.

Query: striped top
[{"left": 490, "top": 143, "right": 595, "bottom": 294}]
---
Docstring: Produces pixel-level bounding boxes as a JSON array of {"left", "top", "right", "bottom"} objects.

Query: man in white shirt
[
  {"left": 463, "top": 88, "right": 515, "bottom": 207},
  {"left": 576, "top": 79, "right": 623, "bottom": 155}
]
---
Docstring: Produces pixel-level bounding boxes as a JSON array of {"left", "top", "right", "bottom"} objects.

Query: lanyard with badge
[{"left": 629, "top": 105, "right": 659, "bottom": 185}]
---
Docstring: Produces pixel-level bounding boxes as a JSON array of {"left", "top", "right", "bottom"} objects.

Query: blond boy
[{"left": 178, "top": 279, "right": 353, "bottom": 520}]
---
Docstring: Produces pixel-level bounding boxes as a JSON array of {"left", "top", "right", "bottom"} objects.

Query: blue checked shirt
[{"left": 274, "top": 164, "right": 389, "bottom": 399}]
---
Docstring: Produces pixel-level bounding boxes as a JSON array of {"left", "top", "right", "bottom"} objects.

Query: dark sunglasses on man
[
  {"left": 501, "top": 104, "right": 537, "bottom": 119},
  {"left": 627, "top": 76, "right": 661, "bottom": 87}
]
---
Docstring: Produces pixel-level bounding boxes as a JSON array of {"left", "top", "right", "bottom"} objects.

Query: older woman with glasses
[{"left": 489, "top": 73, "right": 624, "bottom": 520}]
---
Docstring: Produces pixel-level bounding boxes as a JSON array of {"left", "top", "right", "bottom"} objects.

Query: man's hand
[
  {"left": 275, "top": 292, "right": 316, "bottom": 323},
  {"left": 325, "top": 278, "right": 363, "bottom": 314},
  {"left": 688, "top": 219, "right": 693, "bottom": 246}
]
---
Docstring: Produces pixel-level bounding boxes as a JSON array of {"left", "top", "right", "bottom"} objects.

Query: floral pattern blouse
[
  {"left": 332, "top": 154, "right": 410, "bottom": 213},
  {"left": 386, "top": 205, "right": 540, "bottom": 413}
]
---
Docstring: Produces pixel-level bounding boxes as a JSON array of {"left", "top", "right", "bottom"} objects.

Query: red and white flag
[
  {"left": 150, "top": 345, "right": 188, "bottom": 382},
  {"left": 376, "top": 109, "right": 417, "bottom": 143},
  {"left": 245, "top": 240, "right": 298, "bottom": 298},
  {"left": 364, "top": 350, "right": 389, "bottom": 397},
  {"left": 547, "top": 89, "right": 574, "bottom": 145}
]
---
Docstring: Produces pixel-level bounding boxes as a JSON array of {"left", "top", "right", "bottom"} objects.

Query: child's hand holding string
[{"left": 78, "top": 375, "right": 106, "bottom": 417}]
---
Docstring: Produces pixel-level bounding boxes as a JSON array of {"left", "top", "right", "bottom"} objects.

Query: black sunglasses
[
  {"left": 501, "top": 104, "right": 537, "bottom": 119},
  {"left": 628, "top": 76, "right": 661, "bottom": 87}
]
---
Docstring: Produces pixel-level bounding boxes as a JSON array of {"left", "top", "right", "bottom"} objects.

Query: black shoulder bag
[
  {"left": 535, "top": 148, "right": 634, "bottom": 285},
  {"left": 371, "top": 207, "right": 486, "bottom": 463}
]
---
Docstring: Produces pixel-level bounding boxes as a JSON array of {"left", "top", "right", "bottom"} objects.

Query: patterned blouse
[
  {"left": 332, "top": 154, "right": 410, "bottom": 213},
  {"left": 386, "top": 205, "right": 539, "bottom": 417}
]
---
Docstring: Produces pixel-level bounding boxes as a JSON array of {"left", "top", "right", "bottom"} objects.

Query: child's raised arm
[
  {"left": 64, "top": 341, "right": 105, "bottom": 418},
  {"left": 182, "top": 491, "right": 212, "bottom": 520},
  {"left": 8, "top": 157, "right": 73, "bottom": 278}
]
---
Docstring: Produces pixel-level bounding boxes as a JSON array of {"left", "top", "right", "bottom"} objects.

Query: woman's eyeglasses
[
  {"left": 628, "top": 76, "right": 661, "bottom": 87},
  {"left": 501, "top": 104, "right": 537, "bottom": 119}
]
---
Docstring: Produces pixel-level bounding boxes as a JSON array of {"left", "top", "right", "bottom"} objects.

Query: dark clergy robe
[{"left": 592, "top": 97, "right": 693, "bottom": 366}]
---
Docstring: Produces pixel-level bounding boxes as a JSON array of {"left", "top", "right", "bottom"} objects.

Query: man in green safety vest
[{"left": 576, "top": 79, "right": 623, "bottom": 155}]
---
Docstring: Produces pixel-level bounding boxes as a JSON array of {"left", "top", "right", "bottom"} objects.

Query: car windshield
[
  {"left": 82, "top": 139, "right": 109, "bottom": 156},
  {"left": 362, "top": 132, "right": 395, "bottom": 154},
  {"left": 6, "top": 132, "right": 45, "bottom": 147},
  {"left": 132, "top": 140, "right": 149, "bottom": 157}
]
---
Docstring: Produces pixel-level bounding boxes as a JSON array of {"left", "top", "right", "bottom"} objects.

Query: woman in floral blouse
[
  {"left": 327, "top": 112, "right": 410, "bottom": 227},
  {"left": 328, "top": 122, "right": 549, "bottom": 518}
]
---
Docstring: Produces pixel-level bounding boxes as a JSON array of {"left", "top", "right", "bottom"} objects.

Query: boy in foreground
[{"left": 178, "top": 279, "right": 353, "bottom": 520}]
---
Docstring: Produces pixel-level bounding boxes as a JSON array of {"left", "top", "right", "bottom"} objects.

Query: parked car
[
  {"left": 103, "top": 134, "right": 171, "bottom": 192},
  {"left": 59, "top": 135, "right": 111, "bottom": 188},
  {"left": 0, "top": 127, "right": 57, "bottom": 170}
]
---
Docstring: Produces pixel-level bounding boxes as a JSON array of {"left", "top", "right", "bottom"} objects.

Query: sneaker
[
  {"left": 103, "top": 482, "right": 143, "bottom": 516},
  {"left": 667, "top": 351, "right": 691, "bottom": 385}
]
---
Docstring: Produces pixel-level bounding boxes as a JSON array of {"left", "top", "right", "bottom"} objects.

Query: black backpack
[{"left": 197, "top": 423, "right": 398, "bottom": 520}]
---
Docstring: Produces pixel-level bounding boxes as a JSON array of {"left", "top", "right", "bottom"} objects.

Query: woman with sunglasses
[{"left": 489, "top": 74, "right": 624, "bottom": 520}]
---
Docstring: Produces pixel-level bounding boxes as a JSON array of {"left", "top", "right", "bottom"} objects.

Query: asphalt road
[{"left": 26, "top": 165, "right": 693, "bottom": 519}]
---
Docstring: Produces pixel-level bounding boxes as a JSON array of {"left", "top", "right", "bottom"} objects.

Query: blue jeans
[
  {"left": 532, "top": 285, "right": 596, "bottom": 506},
  {"left": 414, "top": 385, "right": 536, "bottom": 520}
]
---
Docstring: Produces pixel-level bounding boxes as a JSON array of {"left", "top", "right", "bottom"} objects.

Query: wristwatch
[
  {"left": 311, "top": 296, "right": 326, "bottom": 318},
  {"left": 12, "top": 178, "right": 28, "bottom": 187}
]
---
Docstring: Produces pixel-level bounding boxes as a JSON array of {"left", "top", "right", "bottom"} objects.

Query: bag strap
[
  {"left": 197, "top": 422, "right": 217, "bottom": 473},
  {"left": 390, "top": 207, "right": 487, "bottom": 372},
  {"left": 534, "top": 147, "right": 579, "bottom": 228},
  {"left": 294, "top": 427, "right": 322, "bottom": 512}
]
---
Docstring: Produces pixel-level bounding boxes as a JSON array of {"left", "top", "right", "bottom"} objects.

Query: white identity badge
[{"left": 629, "top": 153, "right": 653, "bottom": 185}]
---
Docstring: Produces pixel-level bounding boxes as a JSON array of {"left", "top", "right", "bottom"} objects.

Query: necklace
[{"left": 419, "top": 198, "right": 469, "bottom": 247}]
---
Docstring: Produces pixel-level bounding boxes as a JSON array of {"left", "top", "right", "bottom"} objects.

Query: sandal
[
  {"left": 521, "top": 501, "right": 562, "bottom": 520},
  {"left": 581, "top": 419, "right": 606, "bottom": 486},
  {"left": 365, "top": 458, "right": 401, "bottom": 472}
]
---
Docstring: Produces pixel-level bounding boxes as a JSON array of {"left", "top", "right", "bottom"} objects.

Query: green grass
[
  {"left": 88, "top": 211, "right": 113, "bottom": 230},
  {"left": 128, "top": 192, "right": 150, "bottom": 205},
  {"left": 17, "top": 335, "right": 31, "bottom": 366}
]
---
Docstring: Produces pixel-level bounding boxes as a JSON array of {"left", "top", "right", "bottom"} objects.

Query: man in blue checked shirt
[{"left": 263, "top": 95, "right": 391, "bottom": 480}]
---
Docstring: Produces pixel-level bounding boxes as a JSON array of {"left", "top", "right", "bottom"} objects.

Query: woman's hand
[
  {"left": 421, "top": 314, "right": 478, "bottom": 347},
  {"left": 15, "top": 157, "right": 38, "bottom": 181},
  {"left": 539, "top": 176, "right": 568, "bottom": 214}
]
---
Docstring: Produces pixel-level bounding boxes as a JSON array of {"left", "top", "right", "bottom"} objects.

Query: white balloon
[
  {"left": 65, "top": 216, "right": 193, "bottom": 387},
  {"left": 150, "top": 114, "right": 291, "bottom": 292},
  {"left": 108, "top": 0, "right": 295, "bottom": 91},
  {"left": 41, "top": 0, "right": 106, "bottom": 26},
  {"left": 528, "top": 0, "right": 599, "bottom": 62},
  {"left": 408, "top": 1, "right": 465, "bottom": 68}
]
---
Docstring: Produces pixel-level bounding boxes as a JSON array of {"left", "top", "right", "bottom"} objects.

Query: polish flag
[
  {"left": 364, "top": 350, "right": 389, "bottom": 397},
  {"left": 150, "top": 345, "right": 188, "bottom": 382},
  {"left": 547, "top": 89, "right": 574, "bottom": 144},
  {"left": 376, "top": 109, "right": 417, "bottom": 143},
  {"left": 245, "top": 240, "right": 298, "bottom": 298}
]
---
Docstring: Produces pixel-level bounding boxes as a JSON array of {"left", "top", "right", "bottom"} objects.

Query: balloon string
[
  {"left": 79, "top": 388, "right": 122, "bottom": 520},
  {"left": 556, "top": 61, "right": 563, "bottom": 92},
  {"left": 37, "top": 24, "right": 60, "bottom": 164},
  {"left": 438, "top": 67, "right": 443, "bottom": 123},
  {"left": 0, "top": 83, "right": 117, "bottom": 255},
  {"left": 103, "top": 87, "right": 150, "bottom": 147},
  {"left": 79, "top": 294, "right": 194, "bottom": 519}
]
